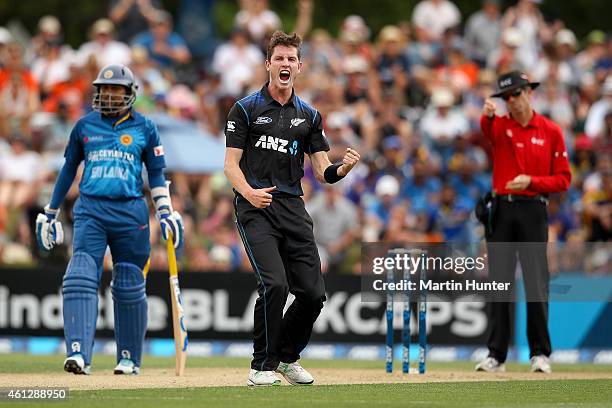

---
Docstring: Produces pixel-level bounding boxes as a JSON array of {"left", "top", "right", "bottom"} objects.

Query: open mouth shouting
[{"left": 279, "top": 69, "right": 291, "bottom": 85}]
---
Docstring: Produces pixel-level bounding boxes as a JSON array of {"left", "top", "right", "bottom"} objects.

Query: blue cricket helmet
[{"left": 92, "top": 64, "right": 139, "bottom": 114}]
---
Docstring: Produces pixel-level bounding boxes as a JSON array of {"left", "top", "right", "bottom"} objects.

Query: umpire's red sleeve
[
  {"left": 480, "top": 114, "right": 497, "bottom": 146},
  {"left": 529, "top": 125, "right": 572, "bottom": 193}
]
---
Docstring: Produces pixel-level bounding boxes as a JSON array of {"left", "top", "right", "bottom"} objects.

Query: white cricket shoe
[
  {"left": 276, "top": 361, "right": 314, "bottom": 385},
  {"left": 247, "top": 369, "right": 281, "bottom": 386},
  {"left": 475, "top": 356, "right": 506, "bottom": 372},
  {"left": 530, "top": 355, "right": 552, "bottom": 373},
  {"left": 114, "top": 358, "right": 140, "bottom": 375},
  {"left": 64, "top": 354, "right": 91, "bottom": 375}
]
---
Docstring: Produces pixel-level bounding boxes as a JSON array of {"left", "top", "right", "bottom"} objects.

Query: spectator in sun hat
[
  {"left": 420, "top": 88, "right": 469, "bottom": 157},
  {"left": 592, "top": 35, "right": 612, "bottom": 76},
  {"left": 303, "top": 29, "right": 342, "bottom": 75},
  {"left": 339, "top": 15, "right": 373, "bottom": 62},
  {"left": 430, "top": 182, "right": 475, "bottom": 242},
  {"left": 464, "top": 0, "right": 502, "bottom": 67},
  {"left": 532, "top": 41, "right": 577, "bottom": 90},
  {"left": 365, "top": 174, "right": 401, "bottom": 238},
  {"left": 234, "top": 0, "right": 281, "bottom": 44},
  {"left": 0, "top": 27, "right": 13, "bottom": 65},
  {"left": 375, "top": 25, "right": 410, "bottom": 92},
  {"left": 211, "top": 27, "right": 263, "bottom": 97},
  {"left": 554, "top": 28, "right": 581, "bottom": 85},
  {"left": 340, "top": 15, "right": 370, "bottom": 44},
  {"left": 0, "top": 135, "right": 42, "bottom": 210},
  {"left": 532, "top": 78, "right": 574, "bottom": 131},
  {"left": 436, "top": 40, "right": 480, "bottom": 92},
  {"left": 576, "top": 30, "right": 607, "bottom": 76},
  {"left": 132, "top": 10, "right": 191, "bottom": 69},
  {"left": 0, "top": 42, "right": 40, "bottom": 138},
  {"left": 378, "top": 135, "right": 406, "bottom": 181},
  {"left": 26, "top": 15, "right": 72, "bottom": 65},
  {"left": 109, "top": 0, "right": 162, "bottom": 43},
  {"left": 324, "top": 111, "right": 360, "bottom": 161},
  {"left": 76, "top": 18, "right": 132, "bottom": 68},
  {"left": 307, "top": 183, "right": 359, "bottom": 273},
  {"left": 487, "top": 27, "right": 527, "bottom": 73},
  {"left": 501, "top": 0, "right": 546, "bottom": 71},
  {"left": 342, "top": 54, "right": 374, "bottom": 106},
  {"left": 411, "top": 0, "right": 461, "bottom": 43},
  {"left": 572, "top": 133, "right": 596, "bottom": 181},
  {"left": 584, "top": 76, "right": 612, "bottom": 139},
  {"left": 41, "top": 53, "right": 89, "bottom": 122},
  {"left": 31, "top": 37, "right": 72, "bottom": 98}
]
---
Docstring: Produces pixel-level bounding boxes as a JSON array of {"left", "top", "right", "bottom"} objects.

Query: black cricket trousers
[
  {"left": 234, "top": 194, "right": 326, "bottom": 371},
  {"left": 486, "top": 199, "right": 552, "bottom": 363}
]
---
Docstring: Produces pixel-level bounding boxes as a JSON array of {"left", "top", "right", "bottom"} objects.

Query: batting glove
[
  {"left": 151, "top": 182, "right": 184, "bottom": 249},
  {"left": 158, "top": 209, "right": 184, "bottom": 249},
  {"left": 35, "top": 205, "right": 64, "bottom": 252}
]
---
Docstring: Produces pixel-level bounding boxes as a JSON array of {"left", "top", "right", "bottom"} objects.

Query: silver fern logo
[{"left": 290, "top": 118, "right": 305, "bottom": 128}]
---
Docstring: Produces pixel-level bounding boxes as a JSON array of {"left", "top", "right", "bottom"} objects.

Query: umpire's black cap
[{"left": 491, "top": 70, "right": 539, "bottom": 98}]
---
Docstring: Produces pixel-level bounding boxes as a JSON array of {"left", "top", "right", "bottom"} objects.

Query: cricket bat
[{"left": 167, "top": 233, "right": 188, "bottom": 376}]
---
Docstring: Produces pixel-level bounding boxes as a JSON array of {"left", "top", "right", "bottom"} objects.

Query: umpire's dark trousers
[
  {"left": 486, "top": 198, "right": 552, "bottom": 363},
  {"left": 234, "top": 194, "right": 326, "bottom": 371}
]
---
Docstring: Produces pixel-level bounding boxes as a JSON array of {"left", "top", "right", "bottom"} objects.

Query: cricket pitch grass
[{"left": 1, "top": 354, "right": 611, "bottom": 407}]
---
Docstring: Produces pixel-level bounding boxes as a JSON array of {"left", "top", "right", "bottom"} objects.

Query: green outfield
[
  {"left": 6, "top": 381, "right": 612, "bottom": 408},
  {"left": 1, "top": 354, "right": 611, "bottom": 407},
  {"left": 2, "top": 354, "right": 612, "bottom": 373}
]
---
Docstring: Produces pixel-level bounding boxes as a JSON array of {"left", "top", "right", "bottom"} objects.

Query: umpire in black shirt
[{"left": 224, "top": 31, "right": 360, "bottom": 386}]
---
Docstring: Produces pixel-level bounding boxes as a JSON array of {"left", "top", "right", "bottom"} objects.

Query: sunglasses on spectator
[{"left": 501, "top": 87, "right": 525, "bottom": 101}]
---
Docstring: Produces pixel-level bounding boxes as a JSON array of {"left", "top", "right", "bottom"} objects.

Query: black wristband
[{"left": 324, "top": 163, "right": 345, "bottom": 184}]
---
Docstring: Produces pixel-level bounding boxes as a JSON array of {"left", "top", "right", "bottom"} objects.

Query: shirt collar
[
  {"left": 261, "top": 82, "right": 296, "bottom": 107},
  {"left": 113, "top": 111, "right": 132, "bottom": 127},
  {"left": 508, "top": 110, "right": 541, "bottom": 129},
  {"left": 100, "top": 110, "right": 133, "bottom": 127}
]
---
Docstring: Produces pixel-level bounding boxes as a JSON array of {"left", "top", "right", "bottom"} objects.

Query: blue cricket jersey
[{"left": 64, "top": 110, "right": 166, "bottom": 199}]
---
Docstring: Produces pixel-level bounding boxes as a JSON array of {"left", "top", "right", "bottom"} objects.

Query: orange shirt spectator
[
  {"left": 0, "top": 43, "right": 40, "bottom": 137},
  {"left": 42, "top": 59, "right": 88, "bottom": 121}
]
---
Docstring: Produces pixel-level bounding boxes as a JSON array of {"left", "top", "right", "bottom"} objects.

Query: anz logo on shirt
[{"left": 255, "top": 135, "right": 298, "bottom": 156}]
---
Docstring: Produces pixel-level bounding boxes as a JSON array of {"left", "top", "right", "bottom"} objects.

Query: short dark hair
[{"left": 266, "top": 30, "right": 302, "bottom": 61}]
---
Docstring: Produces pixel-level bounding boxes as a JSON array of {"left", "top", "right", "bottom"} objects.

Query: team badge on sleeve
[
  {"left": 154, "top": 145, "right": 165, "bottom": 156},
  {"left": 227, "top": 121, "right": 236, "bottom": 132}
]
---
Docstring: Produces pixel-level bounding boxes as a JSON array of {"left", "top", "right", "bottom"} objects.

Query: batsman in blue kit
[{"left": 35, "top": 64, "right": 184, "bottom": 375}]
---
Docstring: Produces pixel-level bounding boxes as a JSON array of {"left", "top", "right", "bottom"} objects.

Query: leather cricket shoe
[
  {"left": 530, "top": 355, "right": 552, "bottom": 373},
  {"left": 247, "top": 369, "right": 282, "bottom": 386},
  {"left": 276, "top": 362, "right": 314, "bottom": 385},
  {"left": 475, "top": 356, "right": 506, "bottom": 372},
  {"left": 64, "top": 354, "right": 91, "bottom": 375},
  {"left": 114, "top": 358, "right": 140, "bottom": 375}
]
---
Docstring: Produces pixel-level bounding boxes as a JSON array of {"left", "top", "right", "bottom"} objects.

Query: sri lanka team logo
[
  {"left": 103, "top": 69, "right": 114, "bottom": 79},
  {"left": 120, "top": 134, "right": 133, "bottom": 146}
]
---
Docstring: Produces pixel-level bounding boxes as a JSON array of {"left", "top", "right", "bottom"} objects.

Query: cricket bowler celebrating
[
  {"left": 35, "top": 64, "right": 184, "bottom": 375},
  {"left": 224, "top": 31, "right": 361, "bottom": 386}
]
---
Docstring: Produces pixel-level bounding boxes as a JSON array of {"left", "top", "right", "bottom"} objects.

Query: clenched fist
[
  {"left": 338, "top": 148, "right": 361, "bottom": 177},
  {"left": 483, "top": 98, "right": 497, "bottom": 118}
]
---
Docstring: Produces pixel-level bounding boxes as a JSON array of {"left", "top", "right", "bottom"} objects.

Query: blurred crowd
[{"left": 0, "top": 0, "right": 610, "bottom": 274}]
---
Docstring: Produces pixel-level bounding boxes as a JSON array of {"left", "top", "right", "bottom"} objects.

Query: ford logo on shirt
[{"left": 254, "top": 116, "right": 273, "bottom": 125}]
